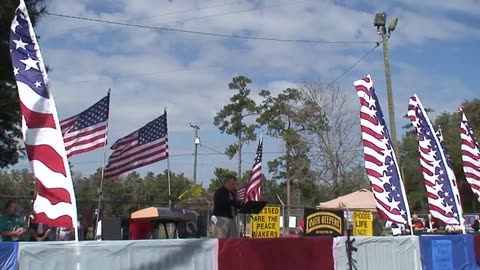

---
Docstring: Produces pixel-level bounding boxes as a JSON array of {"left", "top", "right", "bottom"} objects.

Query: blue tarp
[
  {"left": 419, "top": 234, "right": 478, "bottom": 270},
  {"left": 0, "top": 242, "right": 19, "bottom": 270}
]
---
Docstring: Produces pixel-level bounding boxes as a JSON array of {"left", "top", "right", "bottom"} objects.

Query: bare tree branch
[{"left": 299, "top": 81, "right": 364, "bottom": 197}]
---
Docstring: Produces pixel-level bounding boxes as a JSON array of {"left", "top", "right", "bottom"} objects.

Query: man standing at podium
[{"left": 212, "top": 175, "right": 243, "bottom": 238}]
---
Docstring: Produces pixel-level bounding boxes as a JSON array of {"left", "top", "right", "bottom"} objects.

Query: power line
[
  {"left": 63, "top": 0, "right": 244, "bottom": 34},
  {"left": 10, "top": 148, "right": 363, "bottom": 167},
  {"left": 154, "top": 0, "right": 314, "bottom": 26},
  {"left": 145, "top": 0, "right": 242, "bottom": 20},
  {"left": 327, "top": 42, "right": 381, "bottom": 86},
  {"left": 9, "top": 148, "right": 364, "bottom": 170},
  {"left": 44, "top": 0, "right": 321, "bottom": 38},
  {"left": 200, "top": 143, "right": 253, "bottom": 165},
  {"left": 66, "top": 149, "right": 363, "bottom": 166},
  {"left": 45, "top": 12, "right": 376, "bottom": 44}
]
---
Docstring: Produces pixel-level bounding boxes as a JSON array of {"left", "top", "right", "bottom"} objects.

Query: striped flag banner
[
  {"left": 354, "top": 75, "right": 411, "bottom": 225},
  {"left": 408, "top": 94, "right": 464, "bottom": 226},
  {"left": 104, "top": 111, "right": 168, "bottom": 178},
  {"left": 60, "top": 93, "right": 110, "bottom": 158},
  {"left": 460, "top": 109, "right": 480, "bottom": 200},
  {"left": 9, "top": 0, "right": 77, "bottom": 228},
  {"left": 243, "top": 135, "right": 263, "bottom": 202}
]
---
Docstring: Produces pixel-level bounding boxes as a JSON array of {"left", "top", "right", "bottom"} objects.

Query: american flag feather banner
[
  {"left": 9, "top": 0, "right": 78, "bottom": 228},
  {"left": 104, "top": 111, "right": 168, "bottom": 178},
  {"left": 243, "top": 135, "right": 263, "bottom": 202},
  {"left": 408, "top": 94, "right": 464, "bottom": 226},
  {"left": 460, "top": 109, "right": 480, "bottom": 200},
  {"left": 354, "top": 75, "right": 411, "bottom": 225},
  {"left": 436, "top": 128, "right": 453, "bottom": 167},
  {"left": 60, "top": 93, "right": 109, "bottom": 158}
]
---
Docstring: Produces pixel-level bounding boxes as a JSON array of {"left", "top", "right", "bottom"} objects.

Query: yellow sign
[
  {"left": 249, "top": 206, "right": 280, "bottom": 238},
  {"left": 352, "top": 211, "right": 373, "bottom": 236}
]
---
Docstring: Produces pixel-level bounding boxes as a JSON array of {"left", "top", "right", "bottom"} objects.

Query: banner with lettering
[
  {"left": 304, "top": 208, "right": 344, "bottom": 237},
  {"left": 249, "top": 206, "right": 281, "bottom": 238},
  {"left": 352, "top": 211, "right": 373, "bottom": 236}
]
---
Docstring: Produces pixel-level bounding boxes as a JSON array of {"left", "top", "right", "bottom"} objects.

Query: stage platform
[{"left": 2, "top": 235, "right": 480, "bottom": 270}]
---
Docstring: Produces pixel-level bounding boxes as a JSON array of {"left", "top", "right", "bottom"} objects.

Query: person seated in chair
[
  {"left": 472, "top": 215, "right": 480, "bottom": 232},
  {"left": 410, "top": 214, "right": 425, "bottom": 233},
  {"left": 0, "top": 201, "right": 26, "bottom": 242}
]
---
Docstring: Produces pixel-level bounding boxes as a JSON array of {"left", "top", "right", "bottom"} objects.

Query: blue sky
[{"left": 10, "top": 0, "right": 480, "bottom": 186}]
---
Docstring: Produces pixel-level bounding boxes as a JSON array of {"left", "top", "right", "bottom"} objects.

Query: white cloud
[
  {"left": 13, "top": 0, "right": 477, "bottom": 182},
  {"left": 399, "top": 0, "right": 480, "bottom": 15}
]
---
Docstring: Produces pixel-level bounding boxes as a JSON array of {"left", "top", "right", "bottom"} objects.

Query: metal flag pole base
[
  {"left": 204, "top": 196, "right": 211, "bottom": 238},
  {"left": 243, "top": 213, "right": 247, "bottom": 238},
  {"left": 276, "top": 195, "right": 285, "bottom": 237},
  {"left": 346, "top": 226, "right": 357, "bottom": 270}
]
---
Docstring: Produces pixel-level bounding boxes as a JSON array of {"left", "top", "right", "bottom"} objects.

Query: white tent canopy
[{"left": 317, "top": 189, "right": 376, "bottom": 211}]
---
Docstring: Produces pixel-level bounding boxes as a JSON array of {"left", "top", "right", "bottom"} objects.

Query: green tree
[
  {"left": 261, "top": 177, "right": 285, "bottom": 203},
  {"left": 257, "top": 88, "right": 316, "bottom": 221},
  {"left": 74, "top": 169, "right": 100, "bottom": 216},
  {"left": 399, "top": 132, "right": 427, "bottom": 212},
  {"left": 73, "top": 169, "right": 193, "bottom": 215},
  {"left": 0, "top": 168, "right": 35, "bottom": 212},
  {"left": 207, "top": 167, "right": 287, "bottom": 208},
  {"left": 433, "top": 99, "right": 480, "bottom": 212},
  {"left": 130, "top": 170, "right": 192, "bottom": 206},
  {"left": 0, "top": 168, "right": 196, "bottom": 221},
  {"left": 213, "top": 76, "right": 259, "bottom": 178},
  {"left": 0, "top": 170, "right": 16, "bottom": 198},
  {"left": 0, "top": 0, "right": 46, "bottom": 168},
  {"left": 208, "top": 167, "right": 252, "bottom": 192}
]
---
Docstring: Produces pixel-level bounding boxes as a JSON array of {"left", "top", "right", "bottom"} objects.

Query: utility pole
[
  {"left": 237, "top": 132, "right": 242, "bottom": 180},
  {"left": 286, "top": 148, "right": 291, "bottom": 226},
  {"left": 374, "top": 12, "right": 400, "bottom": 155},
  {"left": 190, "top": 123, "right": 200, "bottom": 185}
]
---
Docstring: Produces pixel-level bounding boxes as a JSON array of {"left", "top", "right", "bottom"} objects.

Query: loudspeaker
[{"left": 102, "top": 217, "right": 122, "bottom": 240}]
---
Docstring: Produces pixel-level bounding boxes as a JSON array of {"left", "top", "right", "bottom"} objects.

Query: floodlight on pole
[
  {"left": 374, "top": 12, "right": 401, "bottom": 164},
  {"left": 388, "top": 17, "right": 398, "bottom": 33}
]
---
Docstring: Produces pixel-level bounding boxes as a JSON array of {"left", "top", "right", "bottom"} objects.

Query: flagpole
[
  {"left": 167, "top": 156, "right": 172, "bottom": 208},
  {"left": 165, "top": 108, "right": 172, "bottom": 208},
  {"left": 95, "top": 89, "right": 111, "bottom": 239}
]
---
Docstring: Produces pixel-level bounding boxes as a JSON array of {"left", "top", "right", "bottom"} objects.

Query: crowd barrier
[
  {"left": 334, "top": 236, "right": 422, "bottom": 270},
  {"left": 2, "top": 235, "right": 480, "bottom": 269}
]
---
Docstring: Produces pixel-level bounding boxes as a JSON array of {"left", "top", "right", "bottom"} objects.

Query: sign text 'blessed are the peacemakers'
[{"left": 249, "top": 206, "right": 281, "bottom": 238}]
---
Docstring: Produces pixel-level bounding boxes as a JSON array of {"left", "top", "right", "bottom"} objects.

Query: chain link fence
[
  {"left": 7, "top": 195, "right": 468, "bottom": 239},
  {"left": 0, "top": 195, "right": 313, "bottom": 239}
]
